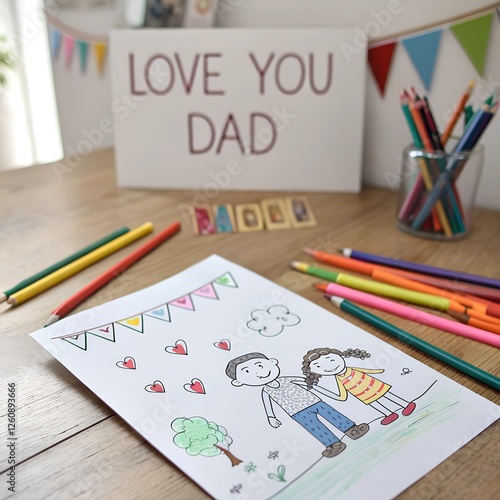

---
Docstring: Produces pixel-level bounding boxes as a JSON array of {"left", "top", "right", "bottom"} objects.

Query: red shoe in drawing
[
  {"left": 381, "top": 413, "right": 399, "bottom": 425},
  {"left": 402, "top": 401, "right": 416, "bottom": 416}
]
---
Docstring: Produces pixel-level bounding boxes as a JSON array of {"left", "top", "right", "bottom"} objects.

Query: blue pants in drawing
[{"left": 291, "top": 402, "right": 355, "bottom": 447}]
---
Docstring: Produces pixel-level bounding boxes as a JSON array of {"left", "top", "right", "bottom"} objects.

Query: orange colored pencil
[
  {"left": 448, "top": 311, "right": 500, "bottom": 335},
  {"left": 45, "top": 221, "right": 181, "bottom": 326},
  {"left": 441, "top": 80, "right": 474, "bottom": 146},
  {"left": 465, "top": 308, "right": 500, "bottom": 327},
  {"left": 408, "top": 100, "right": 452, "bottom": 236}
]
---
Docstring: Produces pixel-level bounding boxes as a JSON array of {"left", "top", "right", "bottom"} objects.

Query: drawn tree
[{"left": 171, "top": 416, "right": 242, "bottom": 466}]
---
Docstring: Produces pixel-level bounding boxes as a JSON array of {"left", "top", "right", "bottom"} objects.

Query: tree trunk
[{"left": 215, "top": 445, "right": 242, "bottom": 466}]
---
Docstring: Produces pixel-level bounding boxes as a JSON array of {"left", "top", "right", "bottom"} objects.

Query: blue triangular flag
[
  {"left": 402, "top": 30, "right": 442, "bottom": 90},
  {"left": 49, "top": 28, "right": 62, "bottom": 59}
]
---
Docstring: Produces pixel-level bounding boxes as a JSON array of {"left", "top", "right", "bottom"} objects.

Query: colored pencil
[
  {"left": 0, "top": 226, "right": 130, "bottom": 303},
  {"left": 45, "top": 221, "right": 181, "bottom": 326},
  {"left": 412, "top": 102, "right": 497, "bottom": 230},
  {"left": 322, "top": 284, "right": 500, "bottom": 349},
  {"left": 408, "top": 98, "right": 453, "bottom": 234},
  {"left": 7, "top": 222, "right": 154, "bottom": 306},
  {"left": 291, "top": 261, "right": 466, "bottom": 313},
  {"left": 339, "top": 248, "right": 500, "bottom": 289},
  {"left": 447, "top": 311, "right": 500, "bottom": 335},
  {"left": 303, "top": 247, "right": 500, "bottom": 307},
  {"left": 441, "top": 80, "right": 474, "bottom": 146},
  {"left": 303, "top": 247, "right": 480, "bottom": 310},
  {"left": 328, "top": 296, "right": 500, "bottom": 390}
]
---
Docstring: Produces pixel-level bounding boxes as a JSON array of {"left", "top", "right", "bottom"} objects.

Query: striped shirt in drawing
[{"left": 336, "top": 367, "right": 391, "bottom": 404}]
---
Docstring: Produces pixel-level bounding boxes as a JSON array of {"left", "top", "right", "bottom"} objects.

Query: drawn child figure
[
  {"left": 226, "top": 352, "right": 369, "bottom": 458},
  {"left": 302, "top": 348, "right": 416, "bottom": 425}
]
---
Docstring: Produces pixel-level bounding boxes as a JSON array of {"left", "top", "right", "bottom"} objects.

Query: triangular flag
[
  {"left": 63, "top": 34, "right": 75, "bottom": 67},
  {"left": 144, "top": 305, "right": 171, "bottom": 322},
  {"left": 214, "top": 272, "right": 238, "bottom": 288},
  {"left": 94, "top": 42, "right": 107, "bottom": 74},
  {"left": 450, "top": 14, "right": 493, "bottom": 75},
  {"left": 62, "top": 333, "right": 88, "bottom": 351},
  {"left": 49, "top": 28, "right": 62, "bottom": 60},
  {"left": 76, "top": 40, "right": 89, "bottom": 73},
  {"left": 169, "top": 295, "right": 195, "bottom": 311},
  {"left": 117, "top": 315, "right": 144, "bottom": 333},
  {"left": 192, "top": 283, "right": 219, "bottom": 300},
  {"left": 87, "top": 324, "right": 116, "bottom": 342},
  {"left": 368, "top": 41, "right": 397, "bottom": 96},
  {"left": 402, "top": 30, "right": 442, "bottom": 90}
]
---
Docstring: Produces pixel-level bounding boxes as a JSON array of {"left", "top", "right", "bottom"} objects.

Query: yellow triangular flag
[{"left": 94, "top": 42, "right": 107, "bottom": 75}]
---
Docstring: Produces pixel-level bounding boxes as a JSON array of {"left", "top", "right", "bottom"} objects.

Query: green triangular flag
[{"left": 450, "top": 13, "right": 493, "bottom": 75}]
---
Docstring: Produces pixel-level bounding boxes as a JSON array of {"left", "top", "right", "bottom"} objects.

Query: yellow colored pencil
[{"left": 7, "top": 222, "right": 154, "bottom": 305}]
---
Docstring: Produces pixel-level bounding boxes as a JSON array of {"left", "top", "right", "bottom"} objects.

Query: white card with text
[{"left": 110, "top": 29, "right": 366, "bottom": 192}]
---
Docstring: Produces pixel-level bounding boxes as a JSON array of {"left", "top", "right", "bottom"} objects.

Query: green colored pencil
[
  {"left": 0, "top": 226, "right": 130, "bottom": 303},
  {"left": 329, "top": 296, "right": 500, "bottom": 391}
]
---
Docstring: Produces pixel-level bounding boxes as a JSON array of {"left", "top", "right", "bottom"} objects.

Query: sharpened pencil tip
[
  {"left": 45, "top": 314, "right": 60, "bottom": 327},
  {"left": 302, "top": 247, "right": 315, "bottom": 256},
  {"left": 6, "top": 296, "right": 17, "bottom": 306},
  {"left": 0, "top": 293, "right": 6, "bottom": 304}
]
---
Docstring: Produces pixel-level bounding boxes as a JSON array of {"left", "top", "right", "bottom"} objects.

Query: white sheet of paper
[
  {"left": 110, "top": 29, "right": 366, "bottom": 192},
  {"left": 32, "top": 255, "right": 499, "bottom": 499}
]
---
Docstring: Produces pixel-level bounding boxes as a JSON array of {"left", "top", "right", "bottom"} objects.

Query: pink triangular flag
[
  {"left": 63, "top": 34, "right": 75, "bottom": 67},
  {"left": 192, "top": 283, "right": 218, "bottom": 300},
  {"left": 169, "top": 295, "right": 195, "bottom": 311}
]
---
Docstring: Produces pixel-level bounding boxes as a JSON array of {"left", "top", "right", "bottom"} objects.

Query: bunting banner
[
  {"left": 367, "top": 7, "right": 498, "bottom": 97},
  {"left": 52, "top": 272, "right": 238, "bottom": 351},
  {"left": 45, "top": 14, "right": 108, "bottom": 75}
]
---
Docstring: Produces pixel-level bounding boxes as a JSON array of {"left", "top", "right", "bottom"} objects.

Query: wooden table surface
[{"left": 1, "top": 149, "right": 499, "bottom": 499}]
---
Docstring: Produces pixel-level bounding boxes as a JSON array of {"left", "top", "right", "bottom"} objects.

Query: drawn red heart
[
  {"left": 100, "top": 326, "right": 110, "bottom": 333},
  {"left": 184, "top": 378, "right": 206, "bottom": 394},
  {"left": 145, "top": 380, "right": 165, "bottom": 393},
  {"left": 214, "top": 339, "right": 231, "bottom": 351},
  {"left": 165, "top": 340, "right": 188, "bottom": 355},
  {"left": 116, "top": 356, "right": 136, "bottom": 370},
  {"left": 177, "top": 298, "right": 186, "bottom": 304}
]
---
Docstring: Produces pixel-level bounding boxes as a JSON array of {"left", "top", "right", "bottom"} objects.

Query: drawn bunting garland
[{"left": 52, "top": 272, "right": 238, "bottom": 351}]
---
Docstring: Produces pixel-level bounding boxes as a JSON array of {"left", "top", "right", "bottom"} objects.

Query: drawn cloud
[{"left": 247, "top": 305, "right": 300, "bottom": 337}]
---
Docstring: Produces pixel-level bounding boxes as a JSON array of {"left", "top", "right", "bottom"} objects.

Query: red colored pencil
[{"left": 45, "top": 221, "right": 181, "bottom": 326}]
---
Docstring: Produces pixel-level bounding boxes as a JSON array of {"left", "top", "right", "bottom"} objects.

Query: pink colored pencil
[{"left": 323, "top": 282, "right": 500, "bottom": 349}]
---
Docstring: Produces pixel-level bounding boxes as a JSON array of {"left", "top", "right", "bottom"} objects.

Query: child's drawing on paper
[
  {"left": 302, "top": 347, "right": 416, "bottom": 425},
  {"left": 171, "top": 416, "right": 242, "bottom": 466},
  {"left": 226, "top": 352, "right": 369, "bottom": 458},
  {"left": 247, "top": 305, "right": 300, "bottom": 337}
]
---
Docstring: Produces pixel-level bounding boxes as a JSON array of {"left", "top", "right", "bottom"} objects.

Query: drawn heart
[
  {"left": 184, "top": 378, "right": 206, "bottom": 394},
  {"left": 214, "top": 339, "right": 231, "bottom": 351},
  {"left": 177, "top": 298, "right": 186, "bottom": 305},
  {"left": 116, "top": 356, "right": 136, "bottom": 370},
  {"left": 100, "top": 326, "right": 110, "bottom": 333},
  {"left": 218, "top": 276, "right": 229, "bottom": 284},
  {"left": 145, "top": 380, "right": 165, "bottom": 393},
  {"left": 152, "top": 309, "right": 164, "bottom": 316},
  {"left": 199, "top": 286, "right": 210, "bottom": 293},
  {"left": 127, "top": 317, "right": 140, "bottom": 326},
  {"left": 165, "top": 340, "right": 188, "bottom": 355}
]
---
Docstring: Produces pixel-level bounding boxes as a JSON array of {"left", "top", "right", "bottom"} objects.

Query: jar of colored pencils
[{"left": 396, "top": 143, "right": 483, "bottom": 240}]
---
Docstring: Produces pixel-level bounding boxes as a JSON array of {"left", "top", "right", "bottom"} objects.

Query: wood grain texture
[{"left": 0, "top": 148, "right": 498, "bottom": 499}]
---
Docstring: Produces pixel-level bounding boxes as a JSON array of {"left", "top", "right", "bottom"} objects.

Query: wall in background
[{"left": 50, "top": 0, "right": 500, "bottom": 209}]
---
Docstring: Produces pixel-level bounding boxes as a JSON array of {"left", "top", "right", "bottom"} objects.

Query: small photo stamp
[
  {"left": 235, "top": 204, "right": 265, "bottom": 232},
  {"left": 191, "top": 205, "right": 217, "bottom": 235},
  {"left": 285, "top": 196, "right": 317, "bottom": 228},
  {"left": 213, "top": 204, "right": 236, "bottom": 233},
  {"left": 261, "top": 198, "right": 291, "bottom": 230}
]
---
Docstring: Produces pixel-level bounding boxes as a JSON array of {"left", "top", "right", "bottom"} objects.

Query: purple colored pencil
[{"left": 340, "top": 248, "right": 500, "bottom": 289}]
